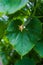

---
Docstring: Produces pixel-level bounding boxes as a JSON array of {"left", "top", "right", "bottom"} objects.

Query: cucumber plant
[{"left": 0, "top": 0, "right": 43, "bottom": 65}]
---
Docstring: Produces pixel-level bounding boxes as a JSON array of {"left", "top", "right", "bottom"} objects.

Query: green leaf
[
  {"left": 6, "top": 20, "right": 34, "bottom": 56},
  {"left": 15, "top": 57, "right": 35, "bottom": 65},
  {"left": 34, "top": 40, "right": 43, "bottom": 58},
  {"left": 0, "top": 0, "right": 28, "bottom": 15},
  {"left": 26, "top": 17, "right": 42, "bottom": 42}
]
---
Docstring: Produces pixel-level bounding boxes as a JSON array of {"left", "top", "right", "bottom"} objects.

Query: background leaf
[
  {"left": 15, "top": 57, "right": 35, "bottom": 65},
  {"left": 0, "top": 0, "right": 28, "bottom": 15}
]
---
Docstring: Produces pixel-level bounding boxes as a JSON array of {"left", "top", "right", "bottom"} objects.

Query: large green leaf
[
  {"left": 15, "top": 57, "right": 35, "bottom": 65},
  {"left": 5, "top": 17, "right": 42, "bottom": 56},
  {"left": 34, "top": 40, "right": 43, "bottom": 58},
  {"left": 0, "top": 0, "right": 28, "bottom": 15},
  {"left": 5, "top": 20, "right": 34, "bottom": 56}
]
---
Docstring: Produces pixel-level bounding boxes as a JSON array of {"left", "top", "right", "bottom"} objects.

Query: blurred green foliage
[{"left": 0, "top": 0, "right": 43, "bottom": 65}]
